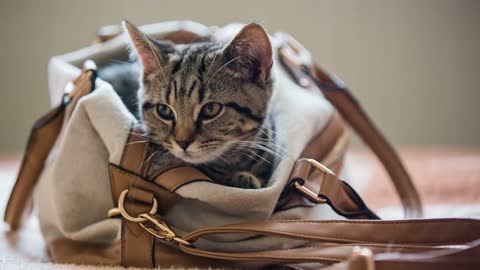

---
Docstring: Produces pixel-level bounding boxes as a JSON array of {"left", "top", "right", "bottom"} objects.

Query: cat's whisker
[
  {"left": 211, "top": 152, "right": 234, "bottom": 167},
  {"left": 256, "top": 127, "right": 284, "bottom": 145},
  {"left": 128, "top": 132, "right": 155, "bottom": 141},
  {"left": 144, "top": 34, "right": 168, "bottom": 82},
  {"left": 237, "top": 151, "right": 258, "bottom": 163},
  {"left": 239, "top": 148, "right": 271, "bottom": 165},
  {"left": 129, "top": 131, "right": 149, "bottom": 136},
  {"left": 199, "top": 144, "right": 237, "bottom": 168},
  {"left": 143, "top": 150, "right": 159, "bottom": 166},
  {"left": 231, "top": 140, "right": 290, "bottom": 163},
  {"left": 253, "top": 139, "right": 288, "bottom": 154},
  {"left": 232, "top": 140, "right": 288, "bottom": 155},
  {"left": 255, "top": 126, "right": 285, "bottom": 149},
  {"left": 109, "top": 59, "right": 132, "bottom": 64},
  {"left": 255, "top": 128, "right": 276, "bottom": 142},
  {"left": 205, "top": 43, "right": 226, "bottom": 79},
  {"left": 250, "top": 146, "right": 284, "bottom": 160},
  {"left": 126, "top": 140, "right": 150, "bottom": 145},
  {"left": 208, "top": 56, "right": 242, "bottom": 82}
]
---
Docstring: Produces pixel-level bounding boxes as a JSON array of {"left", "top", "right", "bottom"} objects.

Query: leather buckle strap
[
  {"left": 278, "top": 33, "right": 423, "bottom": 218},
  {"left": 292, "top": 158, "right": 333, "bottom": 204},
  {"left": 179, "top": 218, "right": 480, "bottom": 267},
  {"left": 289, "top": 159, "right": 379, "bottom": 220}
]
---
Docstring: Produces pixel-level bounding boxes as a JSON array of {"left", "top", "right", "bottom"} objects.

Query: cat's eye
[
  {"left": 200, "top": 102, "right": 223, "bottom": 120},
  {"left": 156, "top": 104, "right": 174, "bottom": 121}
]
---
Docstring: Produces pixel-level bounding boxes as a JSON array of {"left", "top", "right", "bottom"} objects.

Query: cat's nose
[{"left": 177, "top": 139, "right": 193, "bottom": 150}]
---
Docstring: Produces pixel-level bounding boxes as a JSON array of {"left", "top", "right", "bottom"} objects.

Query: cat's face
[{"left": 124, "top": 22, "right": 273, "bottom": 164}]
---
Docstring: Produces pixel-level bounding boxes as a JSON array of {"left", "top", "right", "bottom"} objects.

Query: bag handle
[
  {"left": 3, "top": 68, "right": 97, "bottom": 230},
  {"left": 278, "top": 34, "right": 423, "bottom": 218},
  {"left": 177, "top": 219, "right": 480, "bottom": 268}
]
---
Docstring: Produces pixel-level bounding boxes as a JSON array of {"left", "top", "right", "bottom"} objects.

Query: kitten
[{"left": 105, "top": 21, "right": 282, "bottom": 189}]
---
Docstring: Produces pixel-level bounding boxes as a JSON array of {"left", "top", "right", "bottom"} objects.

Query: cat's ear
[
  {"left": 122, "top": 20, "right": 171, "bottom": 78},
  {"left": 223, "top": 23, "right": 273, "bottom": 82}
]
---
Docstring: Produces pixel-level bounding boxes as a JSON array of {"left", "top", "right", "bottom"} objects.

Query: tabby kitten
[{"left": 120, "top": 21, "right": 280, "bottom": 189}]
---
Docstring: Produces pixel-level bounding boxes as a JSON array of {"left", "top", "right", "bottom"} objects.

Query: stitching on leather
[
  {"left": 119, "top": 124, "right": 134, "bottom": 169},
  {"left": 108, "top": 166, "right": 118, "bottom": 206},
  {"left": 187, "top": 219, "right": 479, "bottom": 246},
  {"left": 191, "top": 229, "right": 474, "bottom": 246},
  {"left": 265, "top": 219, "right": 478, "bottom": 225},
  {"left": 275, "top": 246, "right": 346, "bottom": 260},
  {"left": 121, "top": 219, "right": 125, "bottom": 265},
  {"left": 182, "top": 245, "right": 344, "bottom": 261},
  {"left": 111, "top": 166, "right": 146, "bottom": 237},
  {"left": 259, "top": 230, "right": 473, "bottom": 246},
  {"left": 171, "top": 178, "right": 211, "bottom": 192}
]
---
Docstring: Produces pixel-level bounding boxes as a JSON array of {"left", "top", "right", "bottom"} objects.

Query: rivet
[{"left": 299, "top": 77, "right": 311, "bottom": 88}]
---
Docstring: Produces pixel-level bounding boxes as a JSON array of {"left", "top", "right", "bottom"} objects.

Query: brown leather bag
[{"left": 4, "top": 24, "right": 480, "bottom": 270}]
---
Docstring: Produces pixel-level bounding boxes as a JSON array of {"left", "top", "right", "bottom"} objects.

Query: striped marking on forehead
[
  {"left": 169, "top": 44, "right": 221, "bottom": 76},
  {"left": 164, "top": 75, "right": 202, "bottom": 104},
  {"left": 164, "top": 44, "right": 223, "bottom": 104}
]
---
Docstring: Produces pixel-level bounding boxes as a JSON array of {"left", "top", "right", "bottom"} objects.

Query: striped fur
[{"left": 122, "top": 22, "right": 281, "bottom": 188}]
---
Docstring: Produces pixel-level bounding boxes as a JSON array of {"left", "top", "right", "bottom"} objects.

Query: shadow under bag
[{"left": 4, "top": 21, "right": 480, "bottom": 270}]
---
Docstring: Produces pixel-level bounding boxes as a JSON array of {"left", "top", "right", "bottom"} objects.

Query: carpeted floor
[{"left": 1, "top": 148, "right": 479, "bottom": 269}]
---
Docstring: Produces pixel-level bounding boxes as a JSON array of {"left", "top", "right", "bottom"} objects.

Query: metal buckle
[
  {"left": 294, "top": 159, "right": 335, "bottom": 204},
  {"left": 305, "top": 158, "right": 335, "bottom": 174},
  {"left": 108, "top": 189, "right": 190, "bottom": 246},
  {"left": 294, "top": 181, "right": 327, "bottom": 204},
  {"left": 139, "top": 213, "right": 191, "bottom": 246}
]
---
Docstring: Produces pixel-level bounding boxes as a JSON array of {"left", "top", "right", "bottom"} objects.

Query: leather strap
[
  {"left": 4, "top": 69, "right": 96, "bottom": 230},
  {"left": 300, "top": 112, "right": 349, "bottom": 170},
  {"left": 309, "top": 63, "right": 422, "bottom": 218},
  {"left": 118, "top": 129, "right": 150, "bottom": 176},
  {"left": 281, "top": 158, "right": 378, "bottom": 219},
  {"left": 178, "top": 218, "right": 480, "bottom": 268},
  {"left": 278, "top": 34, "right": 423, "bottom": 218},
  {"left": 153, "top": 166, "right": 212, "bottom": 192},
  {"left": 112, "top": 131, "right": 157, "bottom": 268},
  {"left": 110, "top": 130, "right": 213, "bottom": 267}
]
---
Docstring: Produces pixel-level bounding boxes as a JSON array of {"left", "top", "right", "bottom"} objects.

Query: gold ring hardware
[
  {"left": 117, "top": 189, "right": 158, "bottom": 223},
  {"left": 107, "top": 207, "right": 121, "bottom": 218},
  {"left": 108, "top": 189, "right": 191, "bottom": 246}
]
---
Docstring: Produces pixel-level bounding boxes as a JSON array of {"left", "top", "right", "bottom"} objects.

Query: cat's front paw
[{"left": 231, "top": 171, "right": 263, "bottom": 189}]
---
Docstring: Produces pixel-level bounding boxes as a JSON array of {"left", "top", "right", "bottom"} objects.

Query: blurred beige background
[{"left": 0, "top": 0, "right": 479, "bottom": 153}]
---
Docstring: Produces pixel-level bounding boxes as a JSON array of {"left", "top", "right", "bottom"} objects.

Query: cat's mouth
[
  {"left": 171, "top": 149, "right": 214, "bottom": 164},
  {"left": 168, "top": 141, "right": 231, "bottom": 164}
]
